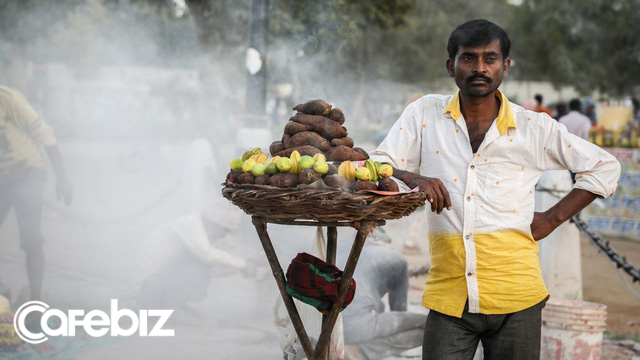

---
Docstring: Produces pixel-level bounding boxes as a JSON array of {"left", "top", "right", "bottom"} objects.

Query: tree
[
  {"left": 510, "top": 0, "right": 640, "bottom": 97},
  {"left": 0, "top": 0, "right": 85, "bottom": 89}
]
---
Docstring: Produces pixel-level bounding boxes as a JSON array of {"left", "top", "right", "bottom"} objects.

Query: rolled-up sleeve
[
  {"left": 11, "top": 90, "right": 57, "bottom": 147},
  {"left": 543, "top": 119, "right": 620, "bottom": 198},
  {"left": 370, "top": 101, "right": 423, "bottom": 172}
]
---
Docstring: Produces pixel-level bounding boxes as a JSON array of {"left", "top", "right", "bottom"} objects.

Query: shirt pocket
[{"left": 483, "top": 164, "right": 524, "bottom": 213}]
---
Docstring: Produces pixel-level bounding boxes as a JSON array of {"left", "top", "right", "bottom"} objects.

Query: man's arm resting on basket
[{"left": 392, "top": 168, "right": 451, "bottom": 214}]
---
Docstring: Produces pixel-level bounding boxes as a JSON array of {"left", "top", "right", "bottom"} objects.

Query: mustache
[{"left": 466, "top": 74, "right": 493, "bottom": 83}]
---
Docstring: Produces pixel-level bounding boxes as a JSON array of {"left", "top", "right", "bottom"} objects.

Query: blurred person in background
[
  {"left": 338, "top": 235, "right": 427, "bottom": 360},
  {"left": 554, "top": 102, "right": 568, "bottom": 120},
  {"left": 558, "top": 99, "right": 591, "bottom": 141},
  {"left": 136, "top": 197, "right": 256, "bottom": 316},
  {"left": 0, "top": 85, "right": 72, "bottom": 304},
  {"left": 533, "top": 93, "right": 553, "bottom": 116},
  {"left": 584, "top": 100, "right": 598, "bottom": 126},
  {"left": 136, "top": 139, "right": 256, "bottom": 318},
  {"left": 371, "top": 19, "right": 620, "bottom": 359},
  {"left": 558, "top": 99, "right": 592, "bottom": 183}
]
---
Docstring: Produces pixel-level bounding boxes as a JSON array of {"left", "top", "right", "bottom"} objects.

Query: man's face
[{"left": 447, "top": 39, "right": 510, "bottom": 98}]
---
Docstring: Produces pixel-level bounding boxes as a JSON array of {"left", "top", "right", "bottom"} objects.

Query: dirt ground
[{"left": 580, "top": 234, "right": 640, "bottom": 340}]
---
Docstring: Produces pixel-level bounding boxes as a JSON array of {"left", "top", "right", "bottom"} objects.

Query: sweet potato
[
  {"left": 284, "top": 121, "right": 313, "bottom": 135},
  {"left": 323, "top": 174, "right": 351, "bottom": 190},
  {"left": 284, "top": 131, "right": 331, "bottom": 151},
  {"left": 254, "top": 174, "right": 271, "bottom": 185},
  {"left": 240, "top": 172, "right": 255, "bottom": 184},
  {"left": 270, "top": 141, "right": 285, "bottom": 155},
  {"left": 377, "top": 177, "right": 399, "bottom": 192},
  {"left": 330, "top": 136, "right": 354, "bottom": 148},
  {"left": 275, "top": 145, "right": 324, "bottom": 158},
  {"left": 268, "top": 172, "right": 299, "bottom": 188},
  {"left": 290, "top": 114, "right": 347, "bottom": 139},
  {"left": 326, "top": 145, "right": 352, "bottom": 161},
  {"left": 325, "top": 163, "right": 338, "bottom": 176},
  {"left": 292, "top": 99, "right": 332, "bottom": 115},
  {"left": 352, "top": 147, "right": 370, "bottom": 160},
  {"left": 351, "top": 180, "right": 378, "bottom": 192},
  {"left": 326, "top": 108, "right": 345, "bottom": 124},
  {"left": 325, "top": 146, "right": 367, "bottom": 161},
  {"left": 226, "top": 169, "right": 244, "bottom": 184},
  {"left": 299, "top": 169, "right": 321, "bottom": 185}
]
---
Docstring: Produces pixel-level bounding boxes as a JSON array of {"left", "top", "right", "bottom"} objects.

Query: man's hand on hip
[{"left": 530, "top": 212, "right": 556, "bottom": 241}]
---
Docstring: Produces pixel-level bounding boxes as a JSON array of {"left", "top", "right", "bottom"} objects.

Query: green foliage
[
  {"left": 510, "top": 0, "right": 640, "bottom": 96},
  {"left": 3, "top": 0, "right": 640, "bottom": 97},
  {"left": 0, "top": 0, "right": 85, "bottom": 43}
]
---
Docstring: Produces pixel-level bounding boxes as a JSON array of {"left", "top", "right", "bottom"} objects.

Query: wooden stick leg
[
  {"left": 322, "top": 226, "right": 338, "bottom": 353},
  {"left": 312, "top": 220, "right": 374, "bottom": 360},
  {"left": 326, "top": 226, "right": 337, "bottom": 265},
  {"left": 251, "top": 216, "right": 315, "bottom": 359}
]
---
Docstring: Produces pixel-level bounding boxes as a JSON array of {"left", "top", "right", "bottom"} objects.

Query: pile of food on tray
[{"left": 225, "top": 99, "right": 399, "bottom": 193}]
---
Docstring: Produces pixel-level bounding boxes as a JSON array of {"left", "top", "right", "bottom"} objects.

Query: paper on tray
[{"left": 296, "top": 176, "right": 416, "bottom": 195}]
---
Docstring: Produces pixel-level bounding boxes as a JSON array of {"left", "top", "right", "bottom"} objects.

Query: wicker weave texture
[{"left": 221, "top": 184, "right": 427, "bottom": 222}]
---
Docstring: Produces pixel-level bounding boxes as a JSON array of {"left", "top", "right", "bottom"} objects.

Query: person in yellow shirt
[
  {"left": 371, "top": 20, "right": 620, "bottom": 359},
  {"left": 0, "top": 86, "right": 72, "bottom": 303}
]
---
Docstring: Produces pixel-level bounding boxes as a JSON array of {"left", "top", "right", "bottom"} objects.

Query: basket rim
[
  {"left": 221, "top": 182, "right": 427, "bottom": 222},
  {"left": 221, "top": 182, "right": 426, "bottom": 198}
]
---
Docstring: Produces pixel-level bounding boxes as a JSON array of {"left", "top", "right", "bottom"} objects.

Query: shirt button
[
  {"left": 470, "top": 165, "right": 475, "bottom": 169},
  {"left": 467, "top": 272, "right": 473, "bottom": 277},
  {"left": 465, "top": 235, "right": 469, "bottom": 239},
  {"left": 466, "top": 196, "right": 471, "bottom": 201}
]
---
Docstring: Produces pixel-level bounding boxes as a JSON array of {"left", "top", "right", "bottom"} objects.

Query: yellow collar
[{"left": 444, "top": 90, "right": 516, "bottom": 136}]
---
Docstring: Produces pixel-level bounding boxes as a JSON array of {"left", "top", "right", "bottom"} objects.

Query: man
[
  {"left": 0, "top": 86, "right": 72, "bottom": 303},
  {"left": 558, "top": 99, "right": 593, "bottom": 183},
  {"left": 136, "top": 197, "right": 255, "bottom": 313},
  {"left": 554, "top": 102, "right": 568, "bottom": 121},
  {"left": 338, "top": 236, "right": 427, "bottom": 360},
  {"left": 558, "top": 98, "right": 592, "bottom": 141},
  {"left": 370, "top": 19, "right": 620, "bottom": 359},
  {"left": 534, "top": 94, "right": 553, "bottom": 116}
]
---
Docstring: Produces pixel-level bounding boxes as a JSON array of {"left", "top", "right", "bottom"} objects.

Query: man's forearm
[
  {"left": 44, "top": 145, "right": 68, "bottom": 180},
  {"left": 531, "top": 188, "right": 599, "bottom": 240},
  {"left": 545, "top": 188, "right": 598, "bottom": 227},
  {"left": 392, "top": 168, "right": 419, "bottom": 186}
]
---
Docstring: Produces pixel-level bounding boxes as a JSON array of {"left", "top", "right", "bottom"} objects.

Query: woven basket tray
[{"left": 221, "top": 183, "right": 427, "bottom": 222}]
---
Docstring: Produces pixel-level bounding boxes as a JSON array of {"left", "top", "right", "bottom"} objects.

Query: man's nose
[{"left": 474, "top": 60, "right": 487, "bottom": 73}]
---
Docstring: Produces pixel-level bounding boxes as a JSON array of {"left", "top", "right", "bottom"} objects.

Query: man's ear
[
  {"left": 503, "top": 58, "right": 511, "bottom": 76},
  {"left": 446, "top": 58, "right": 454, "bottom": 77}
]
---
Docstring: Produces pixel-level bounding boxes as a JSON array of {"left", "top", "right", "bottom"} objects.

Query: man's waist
[{"left": 0, "top": 165, "right": 46, "bottom": 184}]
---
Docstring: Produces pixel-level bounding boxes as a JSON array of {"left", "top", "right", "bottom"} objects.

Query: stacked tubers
[
  {"left": 227, "top": 100, "right": 400, "bottom": 193},
  {"left": 269, "top": 99, "right": 368, "bottom": 162}
]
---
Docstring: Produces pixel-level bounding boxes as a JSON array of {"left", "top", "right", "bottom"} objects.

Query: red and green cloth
[{"left": 285, "top": 252, "right": 356, "bottom": 314}]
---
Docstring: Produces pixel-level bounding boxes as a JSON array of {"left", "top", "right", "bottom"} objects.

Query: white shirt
[
  {"left": 370, "top": 91, "right": 620, "bottom": 317},
  {"left": 559, "top": 110, "right": 592, "bottom": 140}
]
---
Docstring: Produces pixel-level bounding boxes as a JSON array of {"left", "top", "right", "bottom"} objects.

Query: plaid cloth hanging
[{"left": 285, "top": 252, "right": 356, "bottom": 314}]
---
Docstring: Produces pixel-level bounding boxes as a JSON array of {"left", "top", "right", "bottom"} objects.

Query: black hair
[
  {"left": 447, "top": 19, "right": 511, "bottom": 60},
  {"left": 534, "top": 94, "right": 543, "bottom": 104},
  {"left": 569, "top": 98, "right": 582, "bottom": 111}
]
